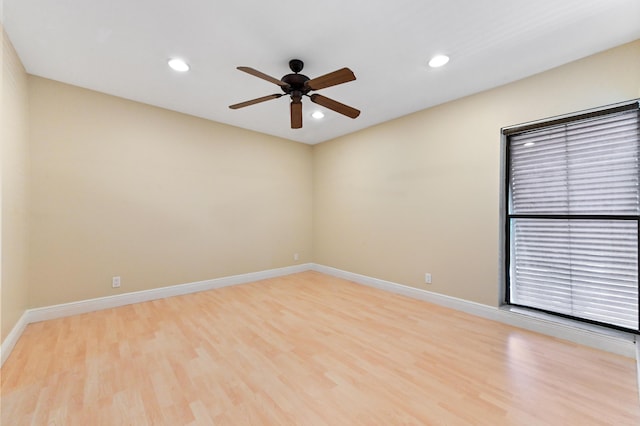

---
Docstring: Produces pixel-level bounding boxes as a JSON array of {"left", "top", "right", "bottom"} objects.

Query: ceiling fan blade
[
  {"left": 237, "top": 66, "right": 290, "bottom": 88},
  {"left": 309, "top": 94, "right": 360, "bottom": 119},
  {"left": 291, "top": 100, "right": 302, "bottom": 129},
  {"left": 305, "top": 67, "right": 356, "bottom": 91},
  {"left": 229, "top": 94, "right": 283, "bottom": 109}
]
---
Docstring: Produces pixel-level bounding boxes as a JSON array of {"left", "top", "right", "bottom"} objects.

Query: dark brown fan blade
[
  {"left": 305, "top": 68, "right": 356, "bottom": 91},
  {"left": 237, "top": 67, "right": 290, "bottom": 88},
  {"left": 309, "top": 94, "right": 360, "bottom": 119},
  {"left": 229, "top": 94, "right": 283, "bottom": 109},
  {"left": 291, "top": 100, "right": 302, "bottom": 129}
]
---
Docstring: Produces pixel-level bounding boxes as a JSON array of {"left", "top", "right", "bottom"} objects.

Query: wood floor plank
[{"left": 1, "top": 271, "right": 638, "bottom": 424}]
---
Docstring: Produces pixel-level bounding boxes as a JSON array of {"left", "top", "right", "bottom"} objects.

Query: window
[{"left": 503, "top": 101, "right": 640, "bottom": 333}]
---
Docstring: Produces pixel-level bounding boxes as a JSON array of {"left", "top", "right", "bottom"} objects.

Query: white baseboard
[
  {"left": 1, "top": 263, "right": 311, "bottom": 366},
  {"left": 311, "top": 264, "right": 637, "bottom": 359},
  {"left": 2, "top": 262, "right": 637, "bottom": 367},
  {"left": 26, "top": 263, "right": 312, "bottom": 324},
  {"left": 637, "top": 343, "right": 640, "bottom": 402},
  {"left": 0, "top": 311, "right": 29, "bottom": 366}
]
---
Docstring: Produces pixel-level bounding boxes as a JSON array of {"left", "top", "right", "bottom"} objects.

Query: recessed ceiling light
[
  {"left": 168, "top": 58, "right": 190, "bottom": 72},
  {"left": 311, "top": 110, "right": 325, "bottom": 119},
  {"left": 428, "top": 54, "right": 450, "bottom": 68}
]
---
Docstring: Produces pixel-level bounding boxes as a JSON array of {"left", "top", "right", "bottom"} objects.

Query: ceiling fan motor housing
[
  {"left": 281, "top": 73, "right": 310, "bottom": 96},
  {"left": 281, "top": 59, "right": 309, "bottom": 97}
]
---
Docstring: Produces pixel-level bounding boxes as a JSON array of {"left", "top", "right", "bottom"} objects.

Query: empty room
[{"left": 2, "top": 1, "right": 640, "bottom": 424}]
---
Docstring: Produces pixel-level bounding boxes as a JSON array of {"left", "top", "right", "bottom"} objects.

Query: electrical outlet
[
  {"left": 293, "top": 253, "right": 299, "bottom": 261},
  {"left": 425, "top": 273, "right": 432, "bottom": 284},
  {"left": 112, "top": 276, "right": 121, "bottom": 288}
]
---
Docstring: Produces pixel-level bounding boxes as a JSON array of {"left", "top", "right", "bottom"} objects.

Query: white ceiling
[{"left": 3, "top": 0, "right": 640, "bottom": 144}]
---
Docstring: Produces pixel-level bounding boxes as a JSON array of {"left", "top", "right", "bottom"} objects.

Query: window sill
[{"left": 499, "top": 305, "right": 637, "bottom": 343}]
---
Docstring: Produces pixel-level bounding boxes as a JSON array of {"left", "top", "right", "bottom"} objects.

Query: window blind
[{"left": 506, "top": 103, "right": 639, "bottom": 332}]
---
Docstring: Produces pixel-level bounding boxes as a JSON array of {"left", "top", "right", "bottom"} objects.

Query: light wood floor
[{"left": 1, "top": 271, "right": 638, "bottom": 425}]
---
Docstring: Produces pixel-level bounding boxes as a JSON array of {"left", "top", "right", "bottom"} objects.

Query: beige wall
[
  {"left": 313, "top": 40, "right": 640, "bottom": 307},
  {"left": 28, "top": 77, "right": 313, "bottom": 307},
  {"left": 2, "top": 37, "right": 638, "bottom": 341},
  {"left": 1, "top": 28, "right": 30, "bottom": 340}
]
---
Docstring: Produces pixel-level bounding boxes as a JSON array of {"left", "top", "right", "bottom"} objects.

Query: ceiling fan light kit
[{"left": 229, "top": 59, "right": 360, "bottom": 129}]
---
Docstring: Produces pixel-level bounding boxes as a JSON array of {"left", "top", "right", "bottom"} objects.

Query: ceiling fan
[{"left": 229, "top": 59, "right": 360, "bottom": 129}]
